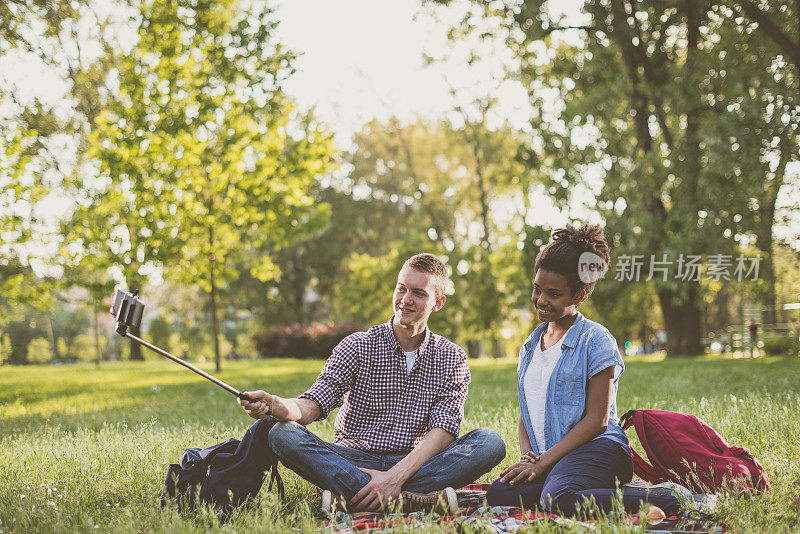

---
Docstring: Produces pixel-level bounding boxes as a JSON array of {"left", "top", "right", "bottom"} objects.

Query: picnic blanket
[{"left": 323, "top": 483, "right": 727, "bottom": 533}]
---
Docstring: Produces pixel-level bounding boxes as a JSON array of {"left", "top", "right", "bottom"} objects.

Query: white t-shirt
[
  {"left": 403, "top": 349, "right": 417, "bottom": 374},
  {"left": 523, "top": 328, "right": 570, "bottom": 453}
]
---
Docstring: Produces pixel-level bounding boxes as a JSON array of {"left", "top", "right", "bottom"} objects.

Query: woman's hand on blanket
[
  {"left": 500, "top": 461, "right": 546, "bottom": 485},
  {"left": 351, "top": 468, "right": 404, "bottom": 512},
  {"left": 521, "top": 451, "right": 540, "bottom": 463}
]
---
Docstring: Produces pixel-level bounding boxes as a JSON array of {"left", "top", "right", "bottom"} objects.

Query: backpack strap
[
  {"left": 619, "top": 410, "right": 666, "bottom": 484},
  {"left": 266, "top": 457, "right": 285, "bottom": 498}
]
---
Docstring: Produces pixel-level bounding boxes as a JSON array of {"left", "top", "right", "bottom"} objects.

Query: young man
[{"left": 238, "top": 253, "right": 505, "bottom": 513}]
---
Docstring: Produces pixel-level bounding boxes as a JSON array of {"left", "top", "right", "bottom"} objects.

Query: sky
[{"left": 272, "top": 0, "right": 540, "bottom": 144}]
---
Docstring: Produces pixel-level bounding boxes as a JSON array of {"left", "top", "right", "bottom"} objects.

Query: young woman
[{"left": 486, "top": 224, "right": 679, "bottom": 516}]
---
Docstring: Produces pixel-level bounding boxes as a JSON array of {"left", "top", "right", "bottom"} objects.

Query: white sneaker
[{"left": 320, "top": 490, "right": 347, "bottom": 517}]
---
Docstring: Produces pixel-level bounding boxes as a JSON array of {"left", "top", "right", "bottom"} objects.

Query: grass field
[{"left": 1, "top": 353, "right": 799, "bottom": 532}]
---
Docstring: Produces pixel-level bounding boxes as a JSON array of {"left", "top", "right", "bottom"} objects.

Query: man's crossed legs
[{"left": 268, "top": 422, "right": 506, "bottom": 509}]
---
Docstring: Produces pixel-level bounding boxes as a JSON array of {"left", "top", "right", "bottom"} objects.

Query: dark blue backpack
[{"left": 161, "top": 416, "right": 284, "bottom": 519}]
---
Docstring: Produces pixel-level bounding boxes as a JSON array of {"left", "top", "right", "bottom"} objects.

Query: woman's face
[{"left": 531, "top": 269, "right": 583, "bottom": 323}]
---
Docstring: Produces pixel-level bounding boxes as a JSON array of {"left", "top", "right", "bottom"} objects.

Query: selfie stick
[
  {"left": 123, "top": 331, "right": 255, "bottom": 403},
  {"left": 111, "top": 290, "right": 255, "bottom": 403}
]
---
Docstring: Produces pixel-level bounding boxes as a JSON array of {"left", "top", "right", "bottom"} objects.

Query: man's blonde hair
[{"left": 403, "top": 253, "right": 449, "bottom": 299}]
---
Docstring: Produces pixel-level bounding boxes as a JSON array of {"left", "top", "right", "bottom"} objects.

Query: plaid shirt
[{"left": 299, "top": 317, "right": 470, "bottom": 451}]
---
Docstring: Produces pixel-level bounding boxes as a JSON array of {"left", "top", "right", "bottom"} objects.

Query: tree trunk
[
  {"left": 6, "top": 322, "right": 32, "bottom": 364},
  {"left": 755, "top": 136, "right": 796, "bottom": 327},
  {"left": 491, "top": 337, "right": 503, "bottom": 358},
  {"left": 754, "top": 151, "right": 786, "bottom": 327},
  {"left": 466, "top": 339, "right": 481, "bottom": 358},
  {"left": 46, "top": 314, "right": 60, "bottom": 361},
  {"left": 471, "top": 127, "right": 494, "bottom": 254},
  {"left": 94, "top": 304, "right": 102, "bottom": 367},
  {"left": 638, "top": 323, "right": 650, "bottom": 353},
  {"left": 760, "top": 237, "right": 776, "bottom": 327},
  {"left": 291, "top": 251, "right": 306, "bottom": 323},
  {"left": 716, "top": 285, "right": 731, "bottom": 331},
  {"left": 208, "top": 225, "right": 222, "bottom": 373},
  {"left": 658, "top": 285, "right": 705, "bottom": 356},
  {"left": 657, "top": 1, "right": 705, "bottom": 358}
]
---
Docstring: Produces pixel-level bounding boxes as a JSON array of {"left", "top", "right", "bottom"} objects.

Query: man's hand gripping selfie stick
[{"left": 109, "top": 289, "right": 255, "bottom": 403}]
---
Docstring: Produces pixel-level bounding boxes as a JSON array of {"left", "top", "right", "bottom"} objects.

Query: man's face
[{"left": 393, "top": 265, "right": 444, "bottom": 328}]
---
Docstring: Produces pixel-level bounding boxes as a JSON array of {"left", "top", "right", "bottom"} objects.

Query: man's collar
[{"left": 385, "top": 316, "right": 432, "bottom": 356}]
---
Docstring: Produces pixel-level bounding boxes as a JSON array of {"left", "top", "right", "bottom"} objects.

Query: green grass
[{"left": 1, "top": 354, "right": 799, "bottom": 532}]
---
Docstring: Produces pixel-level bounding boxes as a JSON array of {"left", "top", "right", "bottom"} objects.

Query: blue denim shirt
[{"left": 517, "top": 312, "right": 629, "bottom": 455}]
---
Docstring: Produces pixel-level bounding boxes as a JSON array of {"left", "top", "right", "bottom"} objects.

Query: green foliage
[
  {"left": 1, "top": 1, "right": 116, "bottom": 318},
  {"left": 61, "top": 0, "right": 336, "bottom": 370},
  {"left": 49, "top": 308, "right": 90, "bottom": 359},
  {"left": 234, "top": 184, "right": 365, "bottom": 326},
  {"left": 147, "top": 314, "right": 173, "bottom": 354},
  {"left": 0, "top": 125, "right": 60, "bottom": 312},
  {"left": 252, "top": 322, "right": 361, "bottom": 359},
  {"left": 25, "top": 337, "right": 54, "bottom": 364},
  {"left": 0, "top": 1, "right": 78, "bottom": 52},
  {"left": 1, "top": 355, "right": 800, "bottom": 531},
  {"left": 336, "top": 249, "right": 404, "bottom": 328},
  {"left": 340, "top": 116, "right": 536, "bottom": 351},
  {"left": 762, "top": 332, "right": 800, "bottom": 356},
  {"left": 2, "top": 317, "right": 43, "bottom": 365},
  {"left": 439, "top": 0, "right": 799, "bottom": 355},
  {"left": 584, "top": 278, "right": 662, "bottom": 347},
  {"left": 1, "top": 296, "right": 100, "bottom": 365}
]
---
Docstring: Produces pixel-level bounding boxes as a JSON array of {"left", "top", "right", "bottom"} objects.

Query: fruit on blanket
[{"left": 645, "top": 505, "right": 666, "bottom": 525}]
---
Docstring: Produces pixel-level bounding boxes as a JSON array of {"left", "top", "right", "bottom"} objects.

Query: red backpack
[{"left": 619, "top": 409, "right": 770, "bottom": 493}]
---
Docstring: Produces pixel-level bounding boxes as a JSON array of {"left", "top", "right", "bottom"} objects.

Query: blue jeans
[
  {"left": 268, "top": 422, "right": 506, "bottom": 500},
  {"left": 486, "top": 437, "right": 680, "bottom": 516}
]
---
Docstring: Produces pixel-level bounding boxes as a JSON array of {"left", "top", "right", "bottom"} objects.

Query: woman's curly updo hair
[{"left": 534, "top": 223, "right": 611, "bottom": 298}]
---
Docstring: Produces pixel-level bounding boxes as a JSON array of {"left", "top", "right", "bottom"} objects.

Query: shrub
[
  {"left": 253, "top": 322, "right": 362, "bottom": 359},
  {"left": 762, "top": 332, "right": 800, "bottom": 356}
]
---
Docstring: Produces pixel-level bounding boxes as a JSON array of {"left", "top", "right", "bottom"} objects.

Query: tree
[
  {"left": 438, "top": 0, "right": 798, "bottom": 355},
  {"left": 4, "top": 314, "right": 43, "bottom": 365},
  {"left": 0, "top": 262, "right": 54, "bottom": 364},
  {"left": 240, "top": 182, "right": 396, "bottom": 326},
  {"left": 707, "top": 1, "right": 799, "bottom": 326},
  {"left": 66, "top": 0, "right": 336, "bottom": 372},
  {"left": 336, "top": 118, "right": 460, "bottom": 337},
  {"left": 2, "top": 0, "right": 129, "bottom": 358},
  {"left": 339, "top": 116, "right": 534, "bottom": 352},
  {"left": 731, "top": 1, "right": 800, "bottom": 82}
]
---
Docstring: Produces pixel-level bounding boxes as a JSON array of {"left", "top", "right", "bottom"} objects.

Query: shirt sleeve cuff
[
  {"left": 298, "top": 386, "right": 340, "bottom": 421},
  {"left": 588, "top": 333, "right": 625, "bottom": 379},
  {"left": 428, "top": 416, "right": 461, "bottom": 437}
]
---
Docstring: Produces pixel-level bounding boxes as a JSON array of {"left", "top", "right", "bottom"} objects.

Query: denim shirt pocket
[{"left": 553, "top": 377, "right": 584, "bottom": 406}]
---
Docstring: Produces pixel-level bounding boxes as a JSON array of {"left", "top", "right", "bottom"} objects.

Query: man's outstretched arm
[
  {"left": 238, "top": 338, "right": 357, "bottom": 425},
  {"left": 238, "top": 390, "right": 321, "bottom": 426},
  {"left": 350, "top": 427, "right": 454, "bottom": 511}
]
